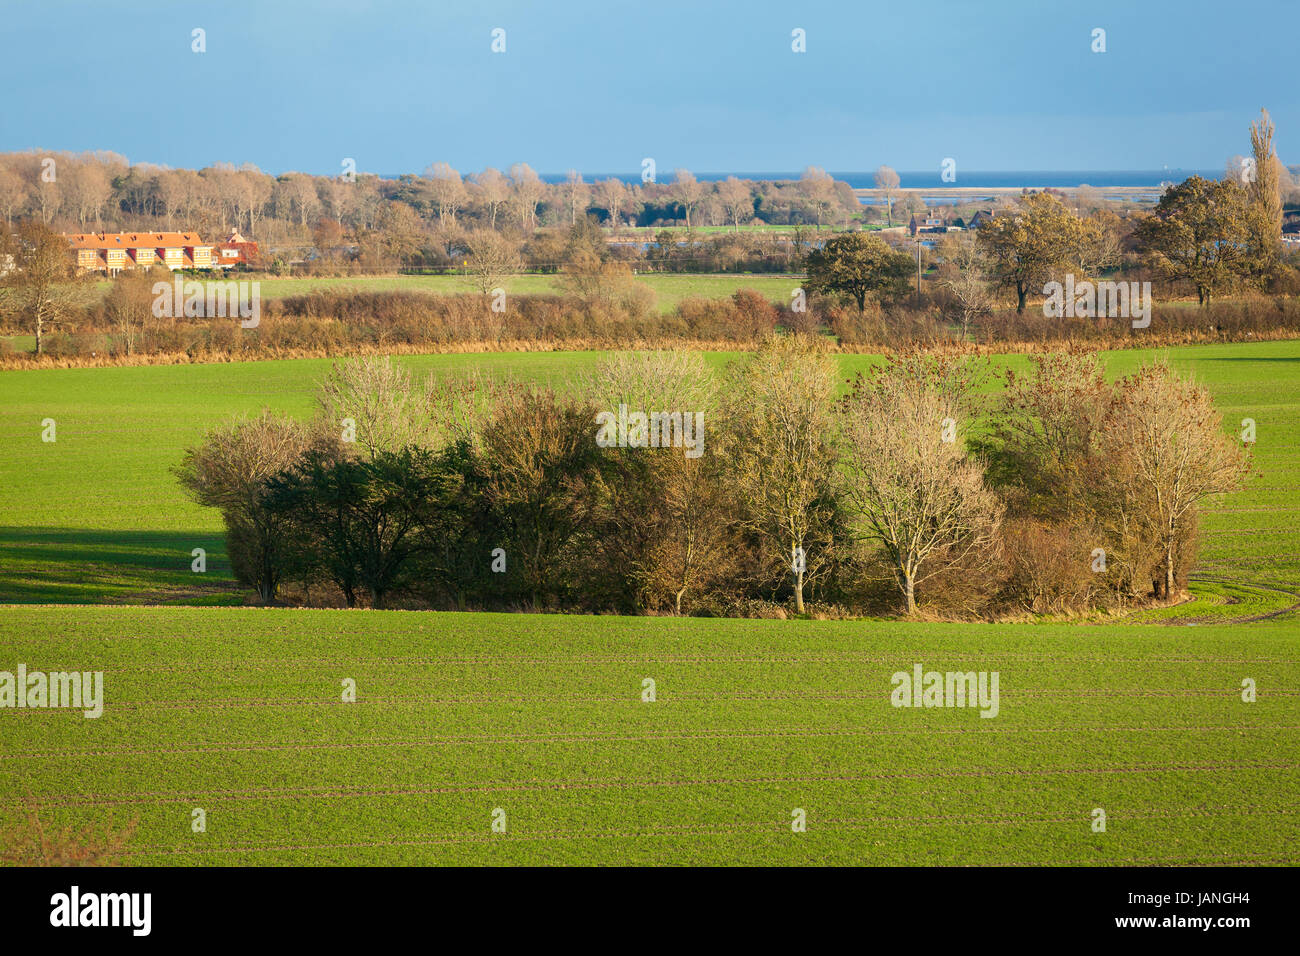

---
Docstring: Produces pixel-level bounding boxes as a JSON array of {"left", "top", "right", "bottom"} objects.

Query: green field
[
  {"left": 1, "top": 341, "right": 1297, "bottom": 622},
  {"left": 0, "top": 340, "right": 1297, "bottom": 866},
  {"left": 1, "top": 606, "right": 1296, "bottom": 865}
]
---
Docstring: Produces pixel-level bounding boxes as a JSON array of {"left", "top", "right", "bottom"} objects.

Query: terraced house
[{"left": 67, "top": 231, "right": 215, "bottom": 275}]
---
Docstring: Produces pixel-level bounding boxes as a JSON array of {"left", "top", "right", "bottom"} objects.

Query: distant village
[{"left": 64, "top": 231, "right": 259, "bottom": 275}]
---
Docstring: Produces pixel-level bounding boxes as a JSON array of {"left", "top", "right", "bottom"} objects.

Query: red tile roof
[{"left": 66, "top": 232, "right": 206, "bottom": 249}]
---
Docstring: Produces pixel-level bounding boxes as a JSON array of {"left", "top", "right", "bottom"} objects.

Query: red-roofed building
[
  {"left": 213, "top": 231, "right": 260, "bottom": 270},
  {"left": 66, "top": 232, "right": 215, "bottom": 275}
]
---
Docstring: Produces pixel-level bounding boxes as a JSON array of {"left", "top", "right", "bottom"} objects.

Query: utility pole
[{"left": 915, "top": 235, "right": 922, "bottom": 307}]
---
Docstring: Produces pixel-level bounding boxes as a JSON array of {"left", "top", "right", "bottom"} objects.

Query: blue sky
[{"left": 0, "top": 0, "right": 1292, "bottom": 176}]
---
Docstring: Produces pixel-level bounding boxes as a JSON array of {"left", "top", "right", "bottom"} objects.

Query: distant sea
[
  {"left": 525, "top": 170, "right": 1218, "bottom": 188},
  {"left": 383, "top": 170, "right": 1216, "bottom": 188}
]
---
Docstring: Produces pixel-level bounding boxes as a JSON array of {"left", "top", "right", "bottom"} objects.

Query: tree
[
  {"left": 874, "top": 165, "right": 901, "bottom": 226},
  {"left": 976, "top": 192, "right": 1093, "bottom": 313},
  {"left": 425, "top": 162, "right": 467, "bottom": 226},
  {"left": 104, "top": 268, "right": 158, "bottom": 356},
  {"left": 716, "top": 176, "right": 753, "bottom": 232},
  {"left": 0, "top": 163, "right": 27, "bottom": 229},
  {"left": 470, "top": 168, "right": 510, "bottom": 229},
  {"left": 508, "top": 163, "right": 545, "bottom": 230},
  {"left": 561, "top": 169, "right": 589, "bottom": 225},
  {"left": 670, "top": 169, "right": 704, "bottom": 230},
  {"left": 583, "top": 351, "right": 730, "bottom": 614},
  {"left": 595, "top": 177, "right": 630, "bottom": 229},
  {"left": 265, "top": 446, "right": 456, "bottom": 608},
  {"left": 727, "top": 335, "right": 840, "bottom": 614},
  {"left": 804, "top": 232, "right": 913, "bottom": 312},
  {"left": 1134, "top": 176, "right": 1255, "bottom": 305},
  {"left": 937, "top": 232, "right": 992, "bottom": 338},
  {"left": 1247, "top": 108, "right": 1283, "bottom": 269},
  {"left": 174, "top": 411, "right": 313, "bottom": 603},
  {"left": 1099, "top": 362, "right": 1249, "bottom": 599},
  {"left": 3, "top": 222, "right": 76, "bottom": 355},
  {"left": 478, "top": 386, "right": 602, "bottom": 606},
  {"left": 65, "top": 161, "right": 112, "bottom": 229},
  {"left": 839, "top": 354, "right": 1001, "bottom": 615},
  {"left": 315, "top": 357, "right": 441, "bottom": 460},
  {"left": 463, "top": 229, "right": 522, "bottom": 294},
  {"left": 799, "top": 166, "right": 837, "bottom": 226}
]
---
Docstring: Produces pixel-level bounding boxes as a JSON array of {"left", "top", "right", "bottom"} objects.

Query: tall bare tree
[
  {"left": 716, "top": 176, "right": 752, "bottom": 232},
  {"left": 727, "top": 335, "right": 840, "bottom": 614},
  {"left": 5, "top": 222, "right": 76, "bottom": 355},
  {"left": 670, "top": 169, "right": 704, "bottom": 230},
  {"left": 1099, "top": 362, "right": 1249, "bottom": 599},
  {"left": 508, "top": 162, "right": 545, "bottom": 230},
  {"left": 425, "top": 162, "right": 467, "bottom": 226},
  {"left": 470, "top": 168, "right": 510, "bottom": 229},
  {"left": 874, "top": 165, "right": 901, "bottom": 226},
  {"left": 839, "top": 355, "right": 1002, "bottom": 615}
]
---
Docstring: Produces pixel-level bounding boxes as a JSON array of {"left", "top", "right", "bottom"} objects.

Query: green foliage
[{"left": 804, "top": 232, "right": 913, "bottom": 312}]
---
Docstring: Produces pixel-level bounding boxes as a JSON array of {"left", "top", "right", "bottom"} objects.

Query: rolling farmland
[
  {"left": 1, "top": 340, "right": 1297, "bottom": 865},
  {"left": 0, "top": 341, "right": 1296, "bottom": 621},
  {"left": 1, "top": 607, "right": 1296, "bottom": 866}
]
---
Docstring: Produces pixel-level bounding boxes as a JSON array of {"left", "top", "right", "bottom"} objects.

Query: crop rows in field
[{"left": 1, "top": 608, "right": 1296, "bottom": 865}]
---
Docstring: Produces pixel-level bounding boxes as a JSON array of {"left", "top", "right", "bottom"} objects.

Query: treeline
[
  {"left": 0, "top": 149, "right": 857, "bottom": 258},
  {"left": 10, "top": 278, "right": 1300, "bottom": 367},
  {"left": 177, "top": 341, "right": 1248, "bottom": 619}
]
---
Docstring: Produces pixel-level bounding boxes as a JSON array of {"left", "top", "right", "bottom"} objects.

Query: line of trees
[
  {"left": 0, "top": 150, "right": 858, "bottom": 252},
  {"left": 177, "top": 340, "right": 1248, "bottom": 618}
]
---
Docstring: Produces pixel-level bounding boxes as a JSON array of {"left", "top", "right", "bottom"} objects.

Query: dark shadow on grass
[{"left": 0, "top": 527, "right": 241, "bottom": 605}]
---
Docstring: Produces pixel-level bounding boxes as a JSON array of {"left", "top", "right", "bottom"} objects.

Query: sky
[{"left": 0, "top": 0, "right": 1293, "bottom": 178}]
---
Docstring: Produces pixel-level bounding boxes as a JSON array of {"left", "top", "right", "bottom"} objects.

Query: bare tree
[
  {"left": 104, "top": 268, "right": 157, "bottom": 356},
  {"left": 595, "top": 177, "right": 630, "bottom": 229},
  {"left": 1248, "top": 108, "right": 1283, "bottom": 263},
  {"left": 839, "top": 355, "right": 1002, "bottom": 615},
  {"left": 938, "top": 232, "right": 992, "bottom": 338},
  {"left": 1099, "top": 362, "right": 1249, "bottom": 599},
  {"left": 4, "top": 222, "right": 76, "bottom": 355},
  {"left": 508, "top": 162, "right": 545, "bottom": 230},
  {"left": 874, "top": 165, "right": 901, "bottom": 226},
  {"left": 562, "top": 169, "right": 589, "bottom": 225},
  {"left": 727, "top": 335, "right": 840, "bottom": 614},
  {"left": 425, "top": 162, "right": 467, "bottom": 226},
  {"left": 174, "top": 411, "right": 313, "bottom": 603},
  {"left": 799, "top": 166, "right": 836, "bottom": 227},
  {"left": 470, "top": 168, "right": 510, "bottom": 229},
  {"left": 0, "top": 164, "right": 28, "bottom": 228},
  {"left": 716, "top": 176, "right": 753, "bottom": 232},
  {"left": 463, "top": 229, "right": 522, "bottom": 294},
  {"left": 670, "top": 169, "right": 704, "bottom": 230},
  {"left": 315, "top": 357, "right": 442, "bottom": 460}
]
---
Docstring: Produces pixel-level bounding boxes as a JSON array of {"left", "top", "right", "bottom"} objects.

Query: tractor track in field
[
  {"left": 1182, "top": 576, "right": 1300, "bottom": 626},
  {"left": 7, "top": 724, "right": 1298, "bottom": 761},
  {"left": 1114, "top": 576, "right": 1300, "bottom": 626},
  {"left": 12, "top": 763, "right": 1299, "bottom": 809}
]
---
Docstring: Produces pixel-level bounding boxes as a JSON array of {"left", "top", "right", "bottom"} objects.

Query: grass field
[
  {"left": 1, "top": 606, "right": 1296, "bottom": 865},
  {"left": 0, "top": 340, "right": 1296, "bottom": 867},
  {"left": 1, "top": 340, "right": 1296, "bottom": 622}
]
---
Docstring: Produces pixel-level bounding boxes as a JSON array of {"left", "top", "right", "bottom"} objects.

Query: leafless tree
[
  {"left": 726, "top": 335, "right": 840, "bottom": 614},
  {"left": 839, "top": 355, "right": 1002, "bottom": 615},
  {"left": 874, "top": 165, "right": 901, "bottom": 226}
]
